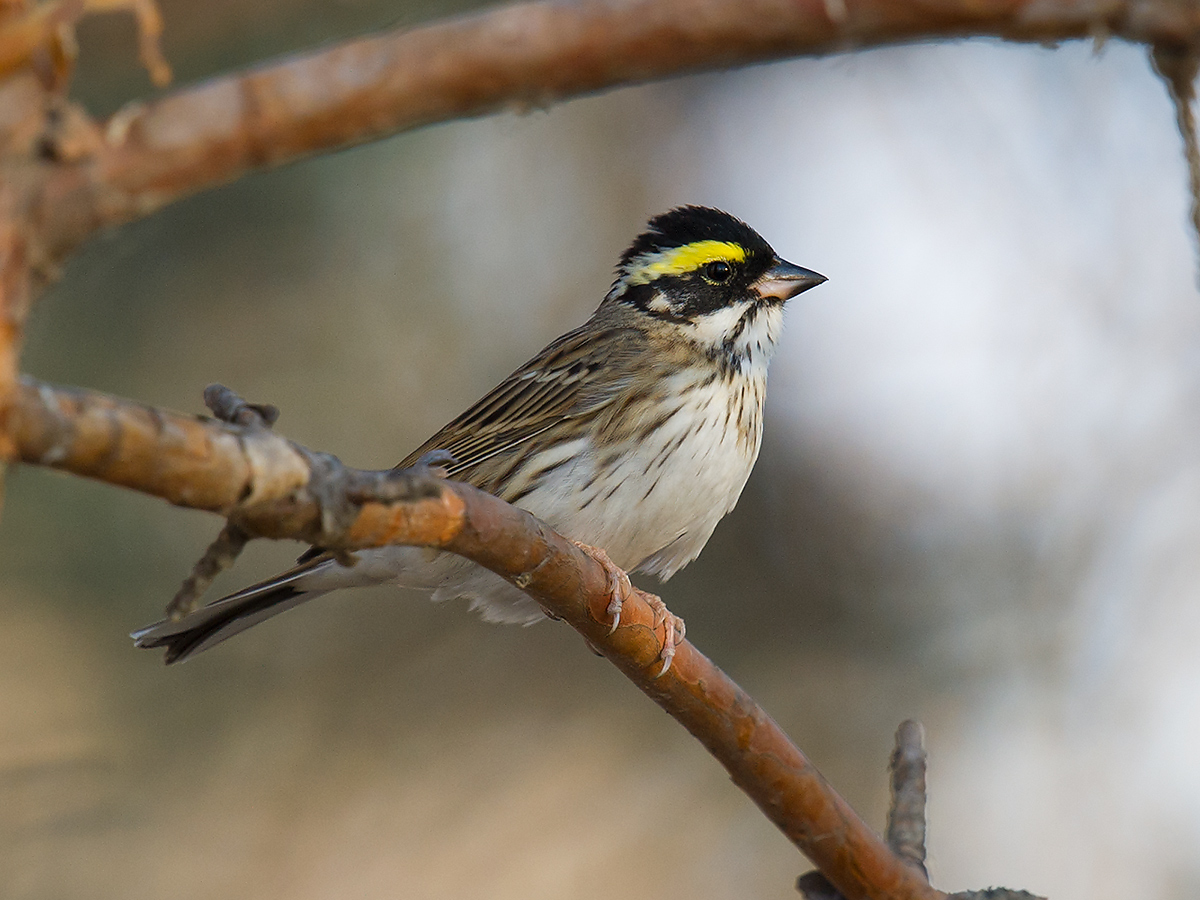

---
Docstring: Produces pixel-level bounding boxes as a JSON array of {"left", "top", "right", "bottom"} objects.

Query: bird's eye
[{"left": 703, "top": 260, "right": 732, "bottom": 283}]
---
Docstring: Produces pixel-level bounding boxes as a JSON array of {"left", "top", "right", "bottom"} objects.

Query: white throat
[{"left": 678, "top": 301, "right": 785, "bottom": 375}]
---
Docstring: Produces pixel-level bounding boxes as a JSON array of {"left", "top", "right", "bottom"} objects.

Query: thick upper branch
[{"left": 38, "top": 0, "right": 1200, "bottom": 258}]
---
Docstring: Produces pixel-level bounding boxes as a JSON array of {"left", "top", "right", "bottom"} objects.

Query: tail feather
[{"left": 133, "top": 571, "right": 330, "bottom": 664}]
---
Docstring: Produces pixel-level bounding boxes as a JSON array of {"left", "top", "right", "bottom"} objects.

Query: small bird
[{"left": 134, "top": 206, "right": 825, "bottom": 667}]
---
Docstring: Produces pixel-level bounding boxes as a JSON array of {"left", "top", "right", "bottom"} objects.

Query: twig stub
[
  {"left": 203, "top": 382, "right": 279, "bottom": 428},
  {"left": 165, "top": 522, "right": 249, "bottom": 619},
  {"left": 887, "top": 719, "right": 929, "bottom": 876}
]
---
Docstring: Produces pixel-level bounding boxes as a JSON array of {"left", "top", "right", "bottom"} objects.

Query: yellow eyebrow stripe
[{"left": 630, "top": 240, "right": 747, "bottom": 282}]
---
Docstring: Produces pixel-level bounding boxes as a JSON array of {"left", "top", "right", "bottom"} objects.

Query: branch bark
[
  {"left": 8, "top": 375, "right": 942, "bottom": 900},
  {"left": 33, "top": 0, "right": 1200, "bottom": 262}
]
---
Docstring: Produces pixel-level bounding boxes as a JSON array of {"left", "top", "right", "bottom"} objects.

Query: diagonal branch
[
  {"left": 37, "top": 0, "right": 1200, "bottom": 260},
  {"left": 7, "top": 374, "right": 943, "bottom": 900}
]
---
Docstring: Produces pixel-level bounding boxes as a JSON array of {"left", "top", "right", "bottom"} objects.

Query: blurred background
[{"left": 3, "top": 2, "right": 1199, "bottom": 898}]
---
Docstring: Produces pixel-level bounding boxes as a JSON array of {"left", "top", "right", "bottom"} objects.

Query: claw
[
  {"left": 642, "top": 592, "right": 686, "bottom": 677},
  {"left": 606, "top": 594, "right": 623, "bottom": 635},
  {"left": 573, "top": 541, "right": 631, "bottom": 633},
  {"left": 572, "top": 540, "right": 686, "bottom": 676}
]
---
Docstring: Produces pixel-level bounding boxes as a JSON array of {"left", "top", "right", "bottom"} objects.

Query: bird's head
[{"left": 605, "top": 207, "right": 825, "bottom": 341}]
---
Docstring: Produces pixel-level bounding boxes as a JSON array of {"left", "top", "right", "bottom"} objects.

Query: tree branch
[
  {"left": 36, "top": 0, "right": 1200, "bottom": 260},
  {"left": 8, "top": 375, "right": 943, "bottom": 900}
]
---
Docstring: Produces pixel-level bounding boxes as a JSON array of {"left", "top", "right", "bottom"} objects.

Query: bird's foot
[
  {"left": 641, "top": 591, "right": 686, "bottom": 678},
  {"left": 572, "top": 540, "right": 685, "bottom": 677},
  {"left": 572, "top": 541, "right": 633, "bottom": 633}
]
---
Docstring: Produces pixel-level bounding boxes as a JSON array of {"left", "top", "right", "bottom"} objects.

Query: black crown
[{"left": 619, "top": 206, "right": 774, "bottom": 269}]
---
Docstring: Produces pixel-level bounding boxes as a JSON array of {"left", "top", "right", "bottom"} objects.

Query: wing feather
[
  {"left": 294, "top": 322, "right": 645, "bottom": 567},
  {"left": 395, "top": 324, "right": 640, "bottom": 488}
]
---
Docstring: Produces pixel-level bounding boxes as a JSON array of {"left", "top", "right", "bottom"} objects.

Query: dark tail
[{"left": 132, "top": 575, "right": 329, "bottom": 664}]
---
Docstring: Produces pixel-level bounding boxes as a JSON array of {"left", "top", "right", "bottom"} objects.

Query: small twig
[
  {"left": 1151, "top": 42, "right": 1200, "bottom": 275},
  {"left": 887, "top": 719, "right": 929, "bottom": 877},
  {"left": 164, "top": 521, "right": 248, "bottom": 618},
  {"left": 203, "top": 382, "right": 279, "bottom": 428}
]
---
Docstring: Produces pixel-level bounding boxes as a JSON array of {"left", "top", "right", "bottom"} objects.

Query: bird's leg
[{"left": 572, "top": 541, "right": 685, "bottom": 677}]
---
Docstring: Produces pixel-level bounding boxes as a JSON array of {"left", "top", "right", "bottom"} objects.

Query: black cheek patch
[
  {"left": 621, "top": 280, "right": 691, "bottom": 323},
  {"left": 674, "top": 274, "right": 741, "bottom": 318}
]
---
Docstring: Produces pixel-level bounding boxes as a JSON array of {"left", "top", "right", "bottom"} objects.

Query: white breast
[
  {"left": 520, "top": 370, "right": 765, "bottom": 580},
  {"left": 519, "top": 300, "right": 783, "bottom": 578}
]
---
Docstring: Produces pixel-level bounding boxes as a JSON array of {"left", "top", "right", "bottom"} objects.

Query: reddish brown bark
[{"left": 29, "top": 0, "right": 1200, "bottom": 261}]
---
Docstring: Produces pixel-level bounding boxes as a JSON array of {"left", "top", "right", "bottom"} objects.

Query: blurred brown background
[{"left": 3, "top": 3, "right": 1199, "bottom": 898}]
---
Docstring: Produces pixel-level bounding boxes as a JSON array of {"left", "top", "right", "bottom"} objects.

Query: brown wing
[
  {"left": 394, "top": 323, "right": 641, "bottom": 491},
  {"left": 295, "top": 322, "right": 644, "bottom": 566}
]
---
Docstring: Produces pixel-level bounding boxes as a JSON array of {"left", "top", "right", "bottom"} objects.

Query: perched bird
[{"left": 134, "top": 206, "right": 825, "bottom": 667}]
